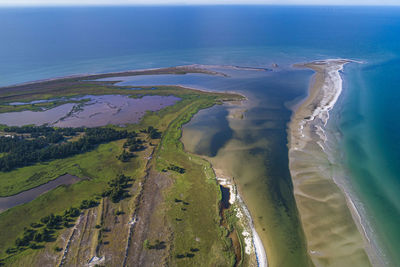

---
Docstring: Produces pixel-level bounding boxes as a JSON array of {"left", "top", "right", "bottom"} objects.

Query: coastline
[
  {"left": 179, "top": 97, "right": 266, "bottom": 266},
  {"left": 215, "top": 169, "right": 268, "bottom": 267},
  {"left": 288, "top": 59, "right": 378, "bottom": 266},
  {"left": 181, "top": 76, "right": 313, "bottom": 267},
  {"left": 0, "top": 65, "right": 227, "bottom": 89},
  {"left": 178, "top": 91, "right": 266, "bottom": 266}
]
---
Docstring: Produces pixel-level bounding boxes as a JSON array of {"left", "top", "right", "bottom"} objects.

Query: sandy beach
[
  {"left": 215, "top": 169, "right": 268, "bottom": 267},
  {"left": 288, "top": 59, "right": 375, "bottom": 266}
]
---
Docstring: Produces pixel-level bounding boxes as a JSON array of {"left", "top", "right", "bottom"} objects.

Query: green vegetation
[
  {"left": 143, "top": 239, "right": 166, "bottom": 250},
  {"left": 141, "top": 126, "right": 161, "bottom": 139},
  {"left": 117, "top": 150, "right": 135, "bottom": 162},
  {"left": 79, "top": 199, "right": 99, "bottom": 209},
  {"left": 0, "top": 66, "right": 227, "bottom": 105},
  {"left": 0, "top": 140, "right": 134, "bottom": 258},
  {"left": 102, "top": 174, "right": 133, "bottom": 203},
  {"left": 6, "top": 208, "right": 81, "bottom": 256},
  {"left": 166, "top": 164, "right": 185, "bottom": 174},
  {"left": 116, "top": 135, "right": 145, "bottom": 162},
  {"left": 154, "top": 95, "right": 238, "bottom": 266},
  {"left": 0, "top": 127, "right": 130, "bottom": 171},
  {"left": 0, "top": 70, "right": 244, "bottom": 265}
]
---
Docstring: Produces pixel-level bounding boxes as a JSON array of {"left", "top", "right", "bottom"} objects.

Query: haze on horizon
[{"left": 0, "top": 0, "right": 399, "bottom": 6}]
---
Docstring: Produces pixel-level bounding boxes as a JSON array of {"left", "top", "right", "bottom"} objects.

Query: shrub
[
  {"left": 6, "top": 247, "right": 18, "bottom": 254},
  {"left": 167, "top": 165, "right": 185, "bottom": 174},
  {"left": 80, "top": 199, "right": 98, "bottom": 209},
  {"left": 143, "top": 239, "right": 151, "bottom": 250}
]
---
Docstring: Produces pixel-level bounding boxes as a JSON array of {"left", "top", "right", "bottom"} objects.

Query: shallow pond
[
  {"left": 0, "top": 95, "right": 180, "bottom": 127},
  {"left": 0, "top": 174, "right": 80, "bottom": 213}
]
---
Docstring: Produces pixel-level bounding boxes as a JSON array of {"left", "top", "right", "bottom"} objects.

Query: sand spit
[
  {"left": 288, "top": 59, "right": 376, "bottom": 266},
  {"left": 1, "top": 65, "right": 228, "bottom": 89},
  {"left": 193, "top": 64, "right": 272, "bottom": 72},
  {"left": 215, "top": 170, "right": 267, "bottom": 267}
]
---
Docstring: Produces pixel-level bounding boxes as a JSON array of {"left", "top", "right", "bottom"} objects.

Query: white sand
[
  {"left": 216, "top": 173, "right": 268, "bottom": 267},
  {"left": 288, "top": 59, "right": 377, "bottom": 266}
]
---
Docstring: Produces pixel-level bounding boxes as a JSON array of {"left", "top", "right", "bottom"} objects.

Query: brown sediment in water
[
  {"left": 288, "top": 59, "right": 374, "bottom": 266},
  {"left": 182, "top": 99, "right": 305, "bottom": 267}
]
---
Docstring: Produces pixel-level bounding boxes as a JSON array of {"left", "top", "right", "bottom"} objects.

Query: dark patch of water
[
  {"left": 0, "top": 174, "right": 80, "bottom": 212},
  {"left": 220, "top": 185, "right": 231, "bottom": 210}
]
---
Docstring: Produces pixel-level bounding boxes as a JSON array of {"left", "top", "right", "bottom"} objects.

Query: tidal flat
[{"left": 288, "top": 60, "right": 375, "bottom": 266}]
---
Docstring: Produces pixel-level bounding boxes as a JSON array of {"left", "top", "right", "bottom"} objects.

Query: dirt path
[{"left": 124, "top": 169, "right": 172, "bottom": 267}]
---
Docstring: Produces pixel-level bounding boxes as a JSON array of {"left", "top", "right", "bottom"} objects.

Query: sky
[{"left": 0, "top": 0, "right": 399, "bottom": 6}]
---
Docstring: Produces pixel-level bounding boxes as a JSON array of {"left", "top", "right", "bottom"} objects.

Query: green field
[
  {"left": 154, "top": 97, "right": 236, "bottom": 266},
  {"left": 0, "top": 70, "right": 244, "bottom": 265}
]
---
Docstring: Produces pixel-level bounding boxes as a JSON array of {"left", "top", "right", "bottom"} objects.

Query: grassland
[
  {"left": 0, "top": 68, "right": 244, "bottom": 266},
  {"left": 0, "top": 140, "right": 131, "bottom": 256},
  {"left": 154, "top": 96, "right": 236, "bottom": 266}
]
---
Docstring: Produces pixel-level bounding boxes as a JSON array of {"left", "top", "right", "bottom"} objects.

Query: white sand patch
[{"left": 215, "top": 172, "right": 267, "bottom": 267}]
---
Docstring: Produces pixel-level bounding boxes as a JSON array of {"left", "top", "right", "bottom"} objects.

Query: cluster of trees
[
  {"left": 123, "top": 136, "right": 145, "bottom": 152},
  {"left": 141, "top": 126, "right": 161, "bottom": 139},
  {"left": 117, "top": 150, "right": 136, "bottom": 162},
  {"left": 102, "top": 174, "right": 133, "bottom": 203},
  {"left": 2, "top": 126, "right": 83, "bottom": 146},
  {"left": 117, "top": 135, "right": 145, "bottom": 162},
  {"left": 79, "top": 199, "right": 99, "bottom": 209},
  {"left": 143, "top": 239, "right": 166, "bottom": 250},
  {"left": 0, "top": 126, "right": 131, "bottom": 172},
  {"left": 0, "top": 136, "right": 48, "bottom": 154},
  {"left": 167, "top": 164, "right": 186, "bottom": 174},
  {"left": 6, "top": 207, "right": 81, "bottom": 254},
  {"left": 3, "top": 125, "right": 83, "bottom": 135},
  {"left": 4, "top": 126, "right": 84, "bottom": 140},
  {"left": 6, "top": 172, "right": 134, "bottom": 255},
  {"left": 175, "top": 248, "right": 199, "bottom": 259}
]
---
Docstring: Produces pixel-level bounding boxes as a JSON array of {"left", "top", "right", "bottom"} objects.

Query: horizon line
[{"left": 1, "top": 3, "right": 400, "bottom": 7}]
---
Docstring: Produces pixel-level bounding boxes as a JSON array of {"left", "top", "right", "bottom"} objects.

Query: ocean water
[
  {"left": 1, "top": 6, "right": 400, "bottom": 266},
  {"left": 2, "top": 6, "right": 398, "bottom": 86},
  {"left": 335, "top": 62, "right": 400, "bottom": 265}
]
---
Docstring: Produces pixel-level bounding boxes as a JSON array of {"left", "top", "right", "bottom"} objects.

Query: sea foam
[{"left": 288, "top": 59, "right": 379, "bottom": 266}]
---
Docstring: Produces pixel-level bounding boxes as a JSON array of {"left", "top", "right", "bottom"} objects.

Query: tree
[
  {"left": 0, "top": 126, "right": 129, "bottom": 172},
  {"left": 33, "top": 232, "right": 43, "bottom": 242}
]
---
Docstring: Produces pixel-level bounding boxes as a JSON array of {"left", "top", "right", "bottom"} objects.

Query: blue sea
[{"left": 1, "top": 6, "right": 400, "bottom": 266}]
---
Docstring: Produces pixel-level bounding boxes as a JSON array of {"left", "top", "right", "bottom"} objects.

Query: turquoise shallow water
[
  {"left": 1, "top": 6, "right": 400, "bottom": 265},
  {"left": 335, "top": 62, "right": 400, "bottom": 265}
]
